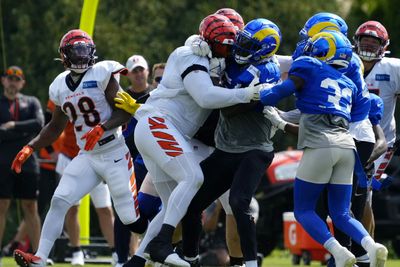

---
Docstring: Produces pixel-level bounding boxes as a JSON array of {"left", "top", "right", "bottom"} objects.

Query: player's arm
[
  {"left": 184, "top": 69, "right": 260, "bottom": 109},
  {"left": 11, "top": 106, "right": 68, "bottom": 173},
  {"left": 103, "top": 75, "right": 132, "bottom": 130},
  {"left": 366, "top": 124, "right": 387, "bottom": 168},
  {"left": 28, "top": 106, "right": 68, "bottom": 150},
  {"left": 260, "top": 75, "right": 303, "bottom": 106},
  {"left": 263, "top": 106, "right": 299, "bottom": 136}
]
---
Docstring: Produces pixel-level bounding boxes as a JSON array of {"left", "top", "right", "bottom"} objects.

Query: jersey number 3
[{"left": 321, "top": 78, "right": 352, "bottom": 113}]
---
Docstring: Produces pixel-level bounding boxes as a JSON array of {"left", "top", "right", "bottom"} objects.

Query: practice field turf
[{"left": 2, "top": 251, "right": 399, "bottom": 267}]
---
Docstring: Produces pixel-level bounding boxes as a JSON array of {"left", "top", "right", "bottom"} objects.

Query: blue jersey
[
  {"left": 368, "top": 93, "right": 384, "bottom": 126},
  {"left": 261, "top": 56, "right": 369, "bottom": 122},
  {"left": 293, "top": 43, "right": 370, "bottom": 122},
  {"left": 224, "top": 58, "right": 280, "bottom": 89},
  {"left": 344, "top": 53, "right": 371, "bottom": 122},
  {"left": 290, "top": 57, "right": 357, "bottom": 120}
]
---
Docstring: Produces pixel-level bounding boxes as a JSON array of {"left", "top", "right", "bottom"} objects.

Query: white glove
[
  {"left": 243, "top": 84, "right": 263, "bottom": 101},
  {"left": 185, "top": 34, "right": 212, "bottom": 58},
  {"left": 263, "top": 106, "right": 287, "bottom": 130},
  {"left": 209, "top": 58, "right": 226, "bottom": 78}
]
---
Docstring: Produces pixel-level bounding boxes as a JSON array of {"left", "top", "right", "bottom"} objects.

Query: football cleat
[{"left": 14, "top": 249, "right": 45, "bottom": 267}]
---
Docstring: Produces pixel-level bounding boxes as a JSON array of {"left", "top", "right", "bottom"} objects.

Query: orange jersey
[
  {"left": 60, "top": 122, "right": 80, "bottom": 158},
  {"left": 39, "top": 133, "right": 64, "bottom": 170},
  {"left": 47, "top": 100, "right": 80, "bottom": 159}
]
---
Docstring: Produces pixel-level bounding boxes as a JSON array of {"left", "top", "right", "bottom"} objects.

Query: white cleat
[
  {"left": 71, "top": 251, "right": 85, "bottom": 266},
  {"left": 163, "top": 253, "right": 190, "bottom": 267},
  {"left": 334, "top": 247, "right": 356, "bottom": 267},
  {"left": 368, "top": 243, "right": 388, "bottom": 267},
  {"left": 111, "top": 252, "right": 118, "bottom": 267}
]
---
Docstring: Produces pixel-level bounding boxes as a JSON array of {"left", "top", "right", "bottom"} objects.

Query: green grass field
[{"left": 2, "top": 250, "right": 399, "bottom": 267}]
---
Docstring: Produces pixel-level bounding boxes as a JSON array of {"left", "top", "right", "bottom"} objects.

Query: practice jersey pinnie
[
  {"left": 289, "top": 56, "right": 363, "bottom": 121},
  {"left": 49, "top": 60, "right": 126, "bottom": 152}
]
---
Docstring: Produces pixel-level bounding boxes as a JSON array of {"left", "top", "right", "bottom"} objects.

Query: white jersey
[
  {"left": 49, "top": 60, "right": 126, "bottom": 152},
  {"left": 365, "top": 57, "right": 400, "bottom": 146},
  {"left": 135, "top": 46, "right": 252, "bottom": 138}
]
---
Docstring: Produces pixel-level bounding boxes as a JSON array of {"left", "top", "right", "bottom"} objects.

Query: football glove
[
  {"left": 114, "top": 91, "right": 141, "bottom": 115},
  {"left": 243, "top": 84, "right": 263, "bottom": 101},
  {"left": 11, "top": 145, "right": 34, "bottom": 173},
  {"left": 81, "top": 125, "right": 105, "bottom": 151},
  {"left": 185, "top": 34, "right": 212, "bottom": 58},
  {"left": 263, "top": 106, "right": 287, "bottom": 131}
]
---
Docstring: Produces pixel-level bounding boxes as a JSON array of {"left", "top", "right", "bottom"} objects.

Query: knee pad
[{"left": 50, "top": 195, "right": 73, "bottom": 212}]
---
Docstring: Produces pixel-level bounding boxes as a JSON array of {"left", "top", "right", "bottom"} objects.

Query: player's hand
[
  {"left": 209, "top": 58, "right": 225, "bottom": 78},
  {"left": 263, "top": 106, "right": 287, "bottom": 130},
  {"left": 114, "top": 92, "right": 141, "bottom": 115},
  {"left": 11, "top": 145, "right": 34, "bottom": 173},
  {"left": 243, "top": 84, "right": 265, "bottom": 101},
  {"left": 185, "top": 34, "right": 212, "bottom": 58},
  {"left": 81, "top": 125, "right": 105, "bottom": 151}
]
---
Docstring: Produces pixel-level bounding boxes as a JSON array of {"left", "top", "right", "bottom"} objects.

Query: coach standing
[{"left": 0, "top": 66, "right": 44, "bottom": 258}]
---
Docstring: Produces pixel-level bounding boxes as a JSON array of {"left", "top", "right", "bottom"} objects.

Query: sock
[
  {"left": 157, "top": 224, "right": 175, "bottom": 243},
  {"left": 71, "top": 246, "right": 81, "bottom": 253},
  {"left": 245, "top": 260, "right": 257, "bottom": 267},
  {"left": 361, "top": 236, "right": 375, "bottom": 253},
  {"left": 230, "top": 256, "right": 244, "bottom": 266},
  {"left": 324, "top": 237, "right": 342, "bottom": 254}
]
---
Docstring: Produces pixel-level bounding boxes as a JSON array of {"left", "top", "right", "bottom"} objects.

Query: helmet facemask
[
  {"left": 355, "top": 35, "right": 388, "bottom": 61},
  {"left": 60, "top": 43, "right": 96, "bottom": 73}
]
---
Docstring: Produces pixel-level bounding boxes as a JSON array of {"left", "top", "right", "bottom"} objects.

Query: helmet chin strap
[{"left": 70, "top": 68, "right": 87, "bottom": 74}]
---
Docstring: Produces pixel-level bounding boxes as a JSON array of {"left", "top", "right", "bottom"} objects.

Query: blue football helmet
[
  {"left": 233, "top": 18, "right": 281, "bottom": 64},
  {"left": 303, "top": 31, "right": 352, "bottom": 70},
  {"left": 299, "top": 12, "right": 348, "bottom": 39}
]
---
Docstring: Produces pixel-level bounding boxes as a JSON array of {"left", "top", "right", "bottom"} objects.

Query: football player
[
  {"left": 182, "top": 18, "right": 282, "bottom": 267},
  {"left": 11, "top": 29, "right": 145, "bottom": 267},
  {"left": 114, "top": 14, "right": 260, "bottom": 267},
  {"left": 259, "top": 31, "right": 388, "bottom": 267}
]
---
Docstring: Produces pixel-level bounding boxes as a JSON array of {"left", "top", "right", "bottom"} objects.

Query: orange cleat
[{"left": 14, "top": 249, "right": 44, "bottom": 267}]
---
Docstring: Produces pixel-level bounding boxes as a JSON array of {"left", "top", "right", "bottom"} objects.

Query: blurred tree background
[{"left": 1, "top": 0, "right": 399, "bottom": 151}]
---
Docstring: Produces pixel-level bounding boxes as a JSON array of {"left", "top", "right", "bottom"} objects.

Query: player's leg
[
  {"left": 91, "top": 183, "right": 114, "bottom": 249},
  {"left": 56, "top": 153, "right": 84, "bottom": 266},
  {"left": 294, "top": 148, "right": 356, "bottom": 267},
  {"left": 97, "top": 145, "right": 146, "bottom": 234},
  {"left": 328, "top": 148, "right": 387, "bottom": 267},
  {"left": 133, "top": 116, "right": 201, "bottom": 265},
  {"left": 65, "top": 204, "right": 85, "bottom": 266},
  {"left": 219, "top": 191, "right": 243, "bottom": 266},
  {"left": 14, "top": 154, "right": 101, "bottom": 266},
  {"left": 181, "top": 149, "right": 237, "bottom": 262},
  {"left": 228, "top": 150, "right": 273, "bottom": 267}
]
